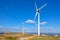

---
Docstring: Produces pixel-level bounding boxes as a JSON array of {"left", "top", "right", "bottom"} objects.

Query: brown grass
[{"left": 0, "top": 32, "right": 60, "bottom": 40}]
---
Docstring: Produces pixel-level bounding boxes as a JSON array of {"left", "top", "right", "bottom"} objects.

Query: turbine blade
[
  {"left": 35, "top": 2, "right": 37, "bottom": 10},
  {"left": 34, "top": 12, "right": 38, "bottom": 20},
  {"left": 39, "top": 3, "right": 47, "bottom": 9}
]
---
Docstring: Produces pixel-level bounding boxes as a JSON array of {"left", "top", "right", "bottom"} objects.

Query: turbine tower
[{"left": 34, "top": 2, "right": 47, "bottom": 36}]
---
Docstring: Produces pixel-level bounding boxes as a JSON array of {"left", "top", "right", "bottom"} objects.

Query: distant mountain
[
  {"left": 0, "top": 32, "right": 4, "bottom": 34},
  {"left": 28, "top": 32, "right": 60, "bottom": 36}
]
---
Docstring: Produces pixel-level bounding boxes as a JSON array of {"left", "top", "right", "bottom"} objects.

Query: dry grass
[{"left": 0, "top": 32, "right": 60, "bottom": 40}]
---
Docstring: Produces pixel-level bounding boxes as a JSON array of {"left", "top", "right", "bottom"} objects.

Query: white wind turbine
[{"left": 34, "top": 2, "right": 47, "bottom": 36}]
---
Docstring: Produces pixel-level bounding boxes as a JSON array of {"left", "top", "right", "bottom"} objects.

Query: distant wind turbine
[
  {"left": 22, "top": 23, "right": 25, "bottom": 36},
  {"left": 34, "top": 2, "right": 47, "bottom": 36}
]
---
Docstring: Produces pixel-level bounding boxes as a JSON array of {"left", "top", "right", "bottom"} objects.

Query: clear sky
[{"left": 0, "top": 0, "right": 60, "bottom": 33}]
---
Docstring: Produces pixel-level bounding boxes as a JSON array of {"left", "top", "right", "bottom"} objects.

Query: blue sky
[{"left": 0, "top": 0, "right": 60, "bottom": 33}]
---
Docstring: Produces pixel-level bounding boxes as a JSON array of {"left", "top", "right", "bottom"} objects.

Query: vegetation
[
  {"left": 28, "top": 36, "right": 60, "bottom": 40},
  {"left": 0, "top": 32, "right": 60, "bottom": 40}
]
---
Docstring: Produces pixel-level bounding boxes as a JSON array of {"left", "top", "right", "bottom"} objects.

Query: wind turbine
[
  {"left": 22, "top": 26, "right": 25, "bottom": 36},
  {"left": 34, "top": 2, "right": 47, "bottom": 36},
  {"left": 22, "top": 23, "right": 25, "bottom": 36}
]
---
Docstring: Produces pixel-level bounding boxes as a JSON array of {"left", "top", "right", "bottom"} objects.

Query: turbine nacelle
[{"left": 36, "top": 9, "right": 40, "bottom": 13}]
